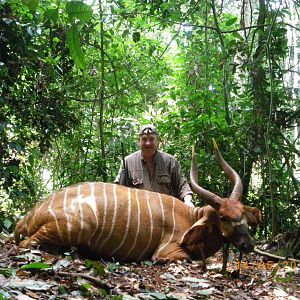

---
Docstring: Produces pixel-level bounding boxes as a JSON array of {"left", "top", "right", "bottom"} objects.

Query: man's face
[{"left": 139, "top": 134, "right": 159, "bottom": 156}]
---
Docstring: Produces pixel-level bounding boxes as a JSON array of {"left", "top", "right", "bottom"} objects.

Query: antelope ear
[
  {"left": 243, "top": 205, "right": 262, "bottom": 226},
  {"left": 180, "top": 220, "right": 208, "bottom": 246}
]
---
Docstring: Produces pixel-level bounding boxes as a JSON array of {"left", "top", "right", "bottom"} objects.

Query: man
[{"left": 114, "top": 124, "right": 194, "bottom": 207}]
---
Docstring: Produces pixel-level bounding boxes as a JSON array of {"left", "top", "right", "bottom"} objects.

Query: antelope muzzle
[{"left": 223, "top": 219, "right": 255, "bottom": 253}]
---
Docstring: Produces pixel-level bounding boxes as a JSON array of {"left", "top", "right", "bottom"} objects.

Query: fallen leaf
[
  {"left": 273, "top": 287, "right": 287, "bottom": 297},
  {"left": 180, "top": 276, "right": 209, "bottom": 283},
  {"left": 21, "top": 262, "right": 52, "bottom": 270},
  {"left": 2, "top": 279, "right": 52, "bottom": 291},
  {"left": 160, "top": 273, "right": 176, "bottom": 283},
  {"left": 197, "top": 288, "right": 214, "bottom": 296},
  {"left": 53, "top": 258, "right": 71, "bottom": 270}
]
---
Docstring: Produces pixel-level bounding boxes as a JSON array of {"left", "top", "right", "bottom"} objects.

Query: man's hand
[{"left": 183, "top": 194, "right": 195, "bottom": 207}]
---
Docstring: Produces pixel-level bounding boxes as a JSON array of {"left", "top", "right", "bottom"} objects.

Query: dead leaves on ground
[{"left": 0, "top": 242, "right": 299, "bottom": 300}]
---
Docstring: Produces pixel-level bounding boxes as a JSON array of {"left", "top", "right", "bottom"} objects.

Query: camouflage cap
[{"left": 139, "top": 124, "right": 159, "bottom": 136}]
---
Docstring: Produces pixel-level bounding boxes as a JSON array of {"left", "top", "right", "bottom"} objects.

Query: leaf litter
[{"left": 0, "top": 240, "right": 299, "bottom": 300}]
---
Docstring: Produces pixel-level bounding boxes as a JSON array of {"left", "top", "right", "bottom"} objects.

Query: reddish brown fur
[
  {"left": 244, "top": 205, "right": 262, "bottom": 226},
  {"left": 218, "top": 199, "right": 245, "bottom": 222},
  {"left": 14, "top": 182, "right": 260, "bottom": 263}
]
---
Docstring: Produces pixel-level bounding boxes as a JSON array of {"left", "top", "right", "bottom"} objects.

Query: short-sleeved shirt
[{"left": 114, "top": 150, "right": 192, "bottom": 200}]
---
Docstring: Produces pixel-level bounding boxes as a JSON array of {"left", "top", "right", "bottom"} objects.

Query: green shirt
[{"left": 114, "top": 150, "right": 192, "bottom": 200}]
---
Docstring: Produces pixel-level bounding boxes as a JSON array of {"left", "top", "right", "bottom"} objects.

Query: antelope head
[{"left": 190, "top": 139, "right": 254, "bottom": 253}]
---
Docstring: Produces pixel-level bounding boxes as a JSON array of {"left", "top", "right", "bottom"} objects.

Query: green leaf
[
  {"left": 58, "top": 285, "right": 67, "bottom": 294},
  {"left": 7, "top": 165, "right": 19, "bottom": 174},
  {"left": 22, "top": 0, "right": 39, "bottom": 11},
  {"left": 45, "top": 9, "right": 59, "bottom": 23},
  {"left": 80, "top": 283, "right": 93, "bottom": 292},
  {"left": 9, "top": 142, "right": 22, "bottom": 152},
  {"left": 0, "top": 268, "right": 16, "bottom": 277},
  {"left": 66, "top": 1, "right": 93, "bottom": 22},
  {"left": 0, "top": 290, "right": 9, "bottom": 300},
  {"left": 66, "top": 25, "right": 87, "bottom": 70},
  {"left": 170, "top": 91, "right": 176, "bottom": 100},
  {"left": 275, "top": 28, "right": 287, "bottom": 37},
  {"left": 225, "top": 17, "right": 237, "bottom": 27},
  {"left": 29, "top": 154, "right": 34, "bottom": 166},
  {"left": 21, "top": 263, "right": 52, "bottom": 270},
  {"left": 232, "top": 31, "right": 243, "bottom": 40},
  {"left": 3, "top": 219, "right": 12, "bottom": 230},
  {"left": 99, "top": 288, "right": 109, "bottom": 297},
  {"left": 142, "top": 260, "right": 153, "bottom": 266},
  {"left": 111, "top": 296, "right": 123, "bottom": 300},
  {"left": 108, "top": 262, "right": 120, "bottom": 272},
  {"left": 85, "top": 259, "right": 106, "bottom": 276},
  {"left": 275, "top": 273, "right": 293, "bottom": 283},
  {"left": 122, "top": 29, "right": 129, "bottom": 38},
  {"left": 271, "top": 265, "right": 279, "bottom": 277},
  {"left": 132, "top": 32, "right": 140, "bottom": 43}
]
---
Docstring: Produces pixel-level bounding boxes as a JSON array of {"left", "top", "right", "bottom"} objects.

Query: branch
[
  {"left": 254, "top": 247, "right": 300, "bottom": 263},
  {"left": 282, "top": 69, "right": 300, "bottom": 76},
  {"left": 285, "top": 108, "right": 300, "bottom": 126},
  {"left": 107, "top": 11, "right": 270, "bottom": 34},
  {"left": 55, "top": 271, "right": 112, "bottom": 289}
]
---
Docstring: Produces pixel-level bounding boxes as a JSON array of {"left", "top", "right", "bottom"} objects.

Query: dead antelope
[{"left": 14, "top": 141, "right": 259, "bottom": 265}]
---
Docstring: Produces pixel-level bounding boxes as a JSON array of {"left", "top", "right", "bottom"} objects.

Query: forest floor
[{"left": 0, "top": 238, "right": 299, "bottom": 300}]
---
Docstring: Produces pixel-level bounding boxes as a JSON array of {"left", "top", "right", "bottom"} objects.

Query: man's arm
[
  {"left": 171, "top": 159, "right": 194, "bottom": 207},
  {"left": 114, "top": 163, "right": 123, "bottom": 184},
  {"left": 183, "top": 194, "right": 194, "bottom": 207}
]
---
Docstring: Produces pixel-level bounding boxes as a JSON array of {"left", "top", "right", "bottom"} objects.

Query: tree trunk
[{"left": 98, "top": 0, "right": 107, "bottom": 182}]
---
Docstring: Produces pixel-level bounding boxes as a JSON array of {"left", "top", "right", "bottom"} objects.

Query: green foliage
[
  {"left": 0, "top": 267, "right": 16, "bottom": 277},
  {"left": 79, "top": 282, "right": 93, "bottom": 297},
  {"left": 85, "top": 259, "right": 106, "bottom": 276},
  {"left": 142, "top": 260, "right": 153, "bottom": 266},
  {"left": 108, "top": 262, "right": 120, "bottom": 272},
  {"left": 22, "top": 0, "right": 39, "bottom": 11},
  {"left": 0, "top": 0, "right": 81, "bottom": 220},
  {"left": 0, "top": 0, "right": 299, "bottom": 241},
  {"left": 0, "top": 291, "right": 9, "bottom": 300},
  {"left": 66, "top": 1, "right": 93, "bottom": 22},
  {"left": 67, "top": 25, "right": 87, "bottom": 69},
  {"left": 21, "top": 263, "right": 52, "bottom": 270},
  {"left": 65, "top": 1, "right": 93, "bottom": 69}
]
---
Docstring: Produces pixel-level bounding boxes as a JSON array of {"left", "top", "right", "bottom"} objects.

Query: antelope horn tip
[
  {"left": 192, "top": 145, "right": 195, "bottom": 158},
  {"left": 212, "top": 138, "right": 218, "bottom": 150}
]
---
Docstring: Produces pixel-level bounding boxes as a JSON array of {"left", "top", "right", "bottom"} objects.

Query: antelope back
[{"left": 14, "top": 182, "right": 194, "bottom": 261}]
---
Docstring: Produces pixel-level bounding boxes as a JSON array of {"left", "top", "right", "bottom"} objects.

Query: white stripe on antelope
[{"left": 14, "top": 140, "right": 261, "bottom": 263}]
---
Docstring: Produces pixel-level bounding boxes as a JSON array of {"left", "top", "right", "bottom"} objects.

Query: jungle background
[{"left": 0, "top": 0, "right": 299, "bottom": 299}]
